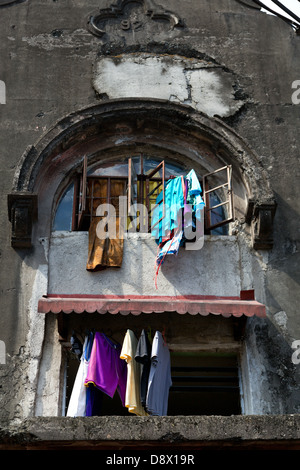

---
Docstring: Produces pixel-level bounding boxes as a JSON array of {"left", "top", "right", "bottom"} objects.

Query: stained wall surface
[{"left": 0, "top": 0, "right": 299, "bottom": 441}]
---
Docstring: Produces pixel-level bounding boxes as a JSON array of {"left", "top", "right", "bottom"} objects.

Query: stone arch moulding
[
  {"left": 7, "top": 99, "right": 276, "bottom": 249},
  {"left": 0, "top": 0, "right": 27, "bottom": 6}
]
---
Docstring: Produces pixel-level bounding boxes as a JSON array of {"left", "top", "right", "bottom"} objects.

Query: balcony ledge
[{"left": 1, "top": 415, "right": 300, "bottom": 450}]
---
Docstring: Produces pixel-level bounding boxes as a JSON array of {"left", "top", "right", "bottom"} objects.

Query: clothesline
[{"left": 66, "top": 328, "right": 172, "bottom": 418}]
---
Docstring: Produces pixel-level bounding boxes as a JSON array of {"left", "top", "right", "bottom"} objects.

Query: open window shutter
[
  {"left": 202, "top": 165, "right": 234, "bottom": 233},
  {"left": 146, "top": 160, "right": 165, "bottom": 231},
  {"left": 127, "top": 157, "right": 137, "bottom": 214},
  {"left": 77, "top": 155, "right": 87, "bottom": 229}
]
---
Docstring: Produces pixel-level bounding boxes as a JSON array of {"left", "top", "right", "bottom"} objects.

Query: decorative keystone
[{"left": 88, "top": 0, "right": 184, "bottom": 38}]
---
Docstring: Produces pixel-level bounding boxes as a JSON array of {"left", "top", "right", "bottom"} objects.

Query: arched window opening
[{"left": 53, "top": 154, "right": 231, "bottom": 236}]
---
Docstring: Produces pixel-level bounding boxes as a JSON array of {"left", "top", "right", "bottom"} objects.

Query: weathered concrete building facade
[{"left": 0, "top": 0, "right": 300, "bottom": 450}]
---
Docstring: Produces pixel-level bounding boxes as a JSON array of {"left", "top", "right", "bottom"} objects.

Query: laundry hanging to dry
[
  {"left": 66, "top": 328, "right": 172, "bottom": 418},
  {"left": 151, "top": 169, "right": 205, "bottom": 287}
]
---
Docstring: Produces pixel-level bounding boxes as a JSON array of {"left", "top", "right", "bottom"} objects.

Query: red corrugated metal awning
[{"left": 38, "top": 291, "right": 266, "bottom": 318}]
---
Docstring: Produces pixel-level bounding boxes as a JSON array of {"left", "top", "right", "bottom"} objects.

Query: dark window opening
[{"left": 168, "top": 352, "right": 241, "bottom": 416}]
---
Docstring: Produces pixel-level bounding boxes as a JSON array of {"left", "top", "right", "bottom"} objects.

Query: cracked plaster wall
[{"left": 0, "top": 0, "right": 299, "bottom": 434}]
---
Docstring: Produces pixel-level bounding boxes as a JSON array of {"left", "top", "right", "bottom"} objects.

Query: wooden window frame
[
  {"left": 128, "top": 157, "right": 165, "bottom": 233},
  {"left": 145, "top": 160, "right": 165, "bottom": 232},
  {"left": 202, "top": 165, "right": 234, "bottom": 233},
  {"left": 73, "top": 156, "right": 128, "bottom": 231},
  {"left": 71, "top": 157, "right": 233, "bottom": 234},
  {"left": 76, "top": 155, "right": 87, "bottom": 230}
]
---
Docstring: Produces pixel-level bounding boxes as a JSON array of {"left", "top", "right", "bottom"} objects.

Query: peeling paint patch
[
  {"left": 114, "top": 136, "right": 135, "bottom": 145},
  {"left": 22, "top": 29, "right": 98, "bottom": 51},
  {"left": 93, "top": 54, "right": 244, "bottom": 117},
  {"left": 274, "top": 310, "right": 288, "bottom": 331}
]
